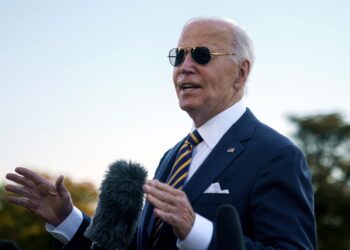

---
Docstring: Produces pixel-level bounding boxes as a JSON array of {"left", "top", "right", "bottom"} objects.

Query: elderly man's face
[{"left": 173, "top": 20, "right": 242, "bottom": 127}]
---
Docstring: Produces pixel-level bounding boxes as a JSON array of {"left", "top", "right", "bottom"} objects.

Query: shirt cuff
[
  {"left": 177, "top": 213, "right": 213, "bottom": 250},
  {"left": 46, "top": 206, "right": 83, "bottom": 244}
]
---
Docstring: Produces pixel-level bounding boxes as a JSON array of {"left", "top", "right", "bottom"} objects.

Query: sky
[{"left": 1, "top": 0, "right": 349, "bottom": 186}]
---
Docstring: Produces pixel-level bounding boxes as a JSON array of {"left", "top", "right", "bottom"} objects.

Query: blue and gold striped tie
[{"left": 150, "top": 130, "right": 203, "bottom": 248}]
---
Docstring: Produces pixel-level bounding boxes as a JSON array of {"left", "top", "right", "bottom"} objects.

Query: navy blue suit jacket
[{"left": 55, "top": 109, "right": 317, "bottom": 250}]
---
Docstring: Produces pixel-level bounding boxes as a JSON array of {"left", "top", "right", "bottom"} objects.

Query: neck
[{"left": 191, "top": 98, "right": 243, "bottom": 128}]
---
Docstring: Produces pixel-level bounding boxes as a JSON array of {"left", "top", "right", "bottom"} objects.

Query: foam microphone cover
[
  {"left": 84, "top": 160, "right": 148, "bottom": 250},
  {"left": 216, "top": 204, "right": 246, "bottom": 250}
]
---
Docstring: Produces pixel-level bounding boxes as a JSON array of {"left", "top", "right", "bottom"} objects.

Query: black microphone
[
  {"left": 216, "top": 204, "right": 246, "bottom": 250},
  {"left": 84, "top": 160, "right": 148, "bottom": 250}
]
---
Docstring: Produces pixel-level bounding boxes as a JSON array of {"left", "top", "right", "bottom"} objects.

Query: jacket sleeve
[
  {"left": 52, "top": 213, "right": 138, "bottom": 250},
  {"left": 52, "top": 213, "right": 92, "bottom": 250}
]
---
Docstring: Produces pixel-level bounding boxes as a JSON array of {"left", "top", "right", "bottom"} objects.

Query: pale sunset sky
[{"left": 1, "top": 0, "right": 349, "bottom": 185}]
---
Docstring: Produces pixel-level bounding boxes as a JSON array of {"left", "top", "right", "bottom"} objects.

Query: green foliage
[
  {"left": 290, "top": 113, "right": 350, "bottom": 250},
  {"left": 0, "top": 175, "right": 98, "bottom": 250}
]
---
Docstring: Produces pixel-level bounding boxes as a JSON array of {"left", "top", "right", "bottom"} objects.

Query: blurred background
[{"left": 1, "top": 0, "right": 349, "bottom": 249}]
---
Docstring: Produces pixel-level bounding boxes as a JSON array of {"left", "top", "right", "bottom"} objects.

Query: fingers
[
  {"left": 147, "top": 192, "right": 174, "bottom": 215},
  {"left": 6, "top": 167, "right": 57, "bottom": 197},
  {"left": 144, "top": 181, "right": 178, "bottom": 214},
  {"left": 144, "top": 180, "right": 181, "bottom": 204},
  {"left": 5, "top": 184, "right": 31, "bottom": 198},
  {"left": 7, "top": 196, "right": 38, "bottom": 210},
  {"left": 5, "top": 167, "right": 74, "bottom": 226},
  {"left": 6, "top": 173, "right": 35, "bottom": 188},
  {"left": 15, "top": 167, "right": 50, "bottom": 186},
  {"left": 6, "top": 167, "right": 51, "bottom": 190},
  {"left": 149, "top": 180, "right": 179, "bottom": 194},
  {"left": 144, "top": 180, "right": 195, "bottom": 239},
  {"left": 55, "top": 175, "right": 67, "bottom": 196}
]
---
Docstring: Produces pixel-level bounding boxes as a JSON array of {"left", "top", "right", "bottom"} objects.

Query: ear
[{"left": 234, "top": 60, "right": 250, "bottom": 88}]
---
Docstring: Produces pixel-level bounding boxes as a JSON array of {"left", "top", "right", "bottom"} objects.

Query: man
[{"left": 5, "top": 17, "right": 317, "bottom": 249}]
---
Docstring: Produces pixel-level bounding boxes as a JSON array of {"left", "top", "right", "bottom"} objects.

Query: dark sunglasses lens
[
  {"left": 192, "top": 47, "right": 211, "bottom": 65},
  {"left": 169, "top": 48, "right": 185, "bottom": 66}
]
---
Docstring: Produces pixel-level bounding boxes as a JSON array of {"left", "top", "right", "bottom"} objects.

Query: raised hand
[
  {"left": 143, "top": 180, "right": 195, "bottom": 240},
  {"left": 5, "top": 167, "right": 73, "bottom": 226}
]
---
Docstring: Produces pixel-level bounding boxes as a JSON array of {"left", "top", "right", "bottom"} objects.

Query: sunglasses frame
[{"left": 168, "top": 46, "right": 235, "bottom": 67}]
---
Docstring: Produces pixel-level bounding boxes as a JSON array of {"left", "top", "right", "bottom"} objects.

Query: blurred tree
[
  {"left": 290, "top": 113, "right": 350, "bottom": 250},
  {"left": 0, "top": 174, "right": 98, "bottom": 250}
]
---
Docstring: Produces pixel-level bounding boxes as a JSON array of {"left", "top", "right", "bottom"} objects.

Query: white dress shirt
[{"left": 47, "top": 100, "right": 246, "bottom": 250}]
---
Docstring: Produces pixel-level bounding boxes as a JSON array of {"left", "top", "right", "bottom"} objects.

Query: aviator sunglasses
[{"left": 168, "top": 46, "right": 235, "bottom": 67}]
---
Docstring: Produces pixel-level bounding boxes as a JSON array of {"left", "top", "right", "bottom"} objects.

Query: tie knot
[{"left": 186, "top": 130, "right": 203, "bottom": 147}]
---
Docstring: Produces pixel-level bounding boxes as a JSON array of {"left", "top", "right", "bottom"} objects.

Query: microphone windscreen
[
  {"left": 84, "top": 160, "right": 148, "bottom": 250},
  {"left": 216, "top": 204, "right": 246, "bottom": 250}
]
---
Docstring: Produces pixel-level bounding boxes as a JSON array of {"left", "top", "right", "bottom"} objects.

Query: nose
[{"left": 179, "top": 50, "right": 196, "bottom": 74}]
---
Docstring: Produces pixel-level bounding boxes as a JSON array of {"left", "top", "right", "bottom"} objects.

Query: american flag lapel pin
[{"left": 227, "top": 147, "right": 235, "bottom": 153}]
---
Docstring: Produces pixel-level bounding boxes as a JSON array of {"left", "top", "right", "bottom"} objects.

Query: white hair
[
  {"left": 229, "top": 19, "right": 255, "bottom": 70},
  {"left": 185, "top": 16, "right": 255, "bottom": 71}
]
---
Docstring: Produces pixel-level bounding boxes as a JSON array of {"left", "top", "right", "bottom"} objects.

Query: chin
[
  {"left": 179, "top": 104, "right": 203, "bottom": 122},
  {"left": 179, "top": 101, "right": 198, "bottom": 112}
]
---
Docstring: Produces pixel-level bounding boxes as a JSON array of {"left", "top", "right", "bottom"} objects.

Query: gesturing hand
[
  {"left": 5, "top": 167, "right": 73, "bottom": 226},
  {"left": 143, "top": 180, "right": 195, "bottom": 240}
]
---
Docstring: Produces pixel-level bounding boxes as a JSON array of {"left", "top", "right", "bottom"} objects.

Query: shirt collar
[{"left": 192, "top": 99, "right": 246, "bottom": 149}]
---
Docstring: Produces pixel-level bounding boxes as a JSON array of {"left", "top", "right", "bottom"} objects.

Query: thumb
[{"left": 55, "top": 175, "right": 69, "bottom": 196}]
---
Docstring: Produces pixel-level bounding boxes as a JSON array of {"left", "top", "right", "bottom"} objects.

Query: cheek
[
  {"left": 172, "top": 68, "right": 179, "bottom": 85},
  {"left": 207, "top": 78, "right": 235, "bottom": 100}
]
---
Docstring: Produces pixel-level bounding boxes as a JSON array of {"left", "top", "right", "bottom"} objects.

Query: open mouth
[{"left": 180, "top": 83, "right": 201, "bottom": 91}]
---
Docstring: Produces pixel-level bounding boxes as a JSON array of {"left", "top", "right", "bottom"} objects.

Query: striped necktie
[{"left": 150, "top": 130, "right": 203, "bottom": 248}]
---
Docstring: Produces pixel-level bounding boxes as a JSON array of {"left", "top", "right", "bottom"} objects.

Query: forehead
[{"left": 177, "top": 20, "right": 233, "bottom": 49}]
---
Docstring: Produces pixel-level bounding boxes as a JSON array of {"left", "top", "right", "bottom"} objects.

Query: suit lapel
[
  {"left": 155, "top": 139, "right": 184, "bottom": 181},
  {"left": 137, "top": 109, "right": 259, "bottom": 249},
  {"left": 183, "top": 129, "right": 244, "bottom": 203},
  {"left": 184, "top": 109, "right": 258, "bottom": 204}
]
